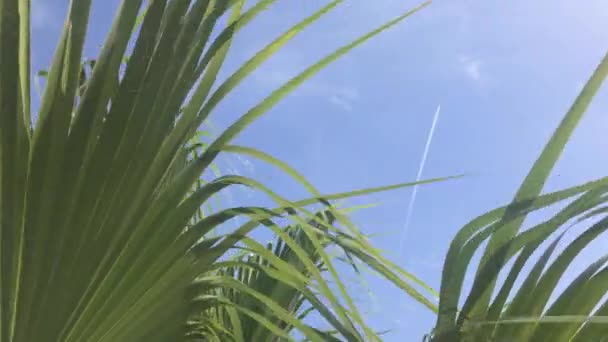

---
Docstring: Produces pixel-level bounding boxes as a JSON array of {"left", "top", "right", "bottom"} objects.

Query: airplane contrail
[{"left": 397, "top": 105, "right": 441, "bottom": 261}]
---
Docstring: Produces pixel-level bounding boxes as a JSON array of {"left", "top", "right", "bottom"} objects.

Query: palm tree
[
  {"left": 0, "top": 0, "right": 443, "bottom": 341},
  {"left": 429, "top": 53, "right": 608, "bottom": 341}
]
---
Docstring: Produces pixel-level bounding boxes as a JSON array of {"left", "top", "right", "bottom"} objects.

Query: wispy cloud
[
  {"left": 459, "top": 55, "right": 483, "bottom": 81},
  {"left": 329, "top": 94, "right": 353, "bottom": 112},
  {"left": 317, "top": 83, "right": 359, "bottom": 112},
  {"left": 253, "top": 66, "right": 360, "bottom": 112}
]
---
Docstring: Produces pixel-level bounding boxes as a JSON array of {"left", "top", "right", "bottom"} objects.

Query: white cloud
[
  {"left": 309, "top": 81, "right": 359, "bottom": 112},
  {"left": 329, "top": 94, "right": 353, "bottom": 112},
  {"left": 254, "top": 68, "right": 360, "bottom": 112},
  {"left": 465, "top": 60, "right": 481, "bottom": 80},
  {"left": 459, "top": 55, "right": 483, "bottom": 81}
]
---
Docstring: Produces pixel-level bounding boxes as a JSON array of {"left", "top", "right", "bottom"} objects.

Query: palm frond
[
  {"left": 191, "top": 210, "right": 347, "bottom": 341},
  {"left": 0, "top": 0, "right": 440, "bottom": 341},
  {"left": 431, "top": 52, "right": 608, "bottom": 341}
]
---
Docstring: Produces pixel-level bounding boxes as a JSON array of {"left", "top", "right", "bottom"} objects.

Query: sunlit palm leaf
[
  {"left": 431, "top": 52, "right": 608, "bottom": 341},
  {"left": 0, "top": 0, "right": 440, "bottom": 341},
  {"left": 191, "top": 210, "right": 352, "bottom": 341}
]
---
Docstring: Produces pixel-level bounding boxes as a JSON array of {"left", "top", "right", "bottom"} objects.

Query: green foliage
[
  {"left": 0, "top": 0, "right": 445, "bottom": 341},
  {"left": 430, "top": 52, "right": 608, "bottom": 341},
  {"left": 190, "top": 210, "right": 351, "bottom": 341}
]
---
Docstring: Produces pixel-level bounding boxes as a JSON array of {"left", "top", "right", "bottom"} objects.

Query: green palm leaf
[
  {"left": 431, "top": 51, "right": 608, "bottom": 341},
  {"left": 0, "top": 0, "right": 441, "bottom": 341}
]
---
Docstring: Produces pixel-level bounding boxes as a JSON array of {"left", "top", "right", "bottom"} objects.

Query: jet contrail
[{"left": 397, "top": 105, "right": 441, "bottom": 261}]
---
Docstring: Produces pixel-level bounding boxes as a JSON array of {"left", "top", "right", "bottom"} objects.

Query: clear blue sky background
[{"left": 32, "top": 0, "right": 608, "bottom": 340}]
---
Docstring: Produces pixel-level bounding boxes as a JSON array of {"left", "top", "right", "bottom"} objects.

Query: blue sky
[{"left": 31, "top": 0, "right": 608, "bottom": 339}]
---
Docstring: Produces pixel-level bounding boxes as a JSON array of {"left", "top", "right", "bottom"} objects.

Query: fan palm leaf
[
  {"left": 190, "top": 210, "right": 350, "bottom": 341},
  {"left": 0, "top": 0, "right": 447, "bottom": 341}
]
